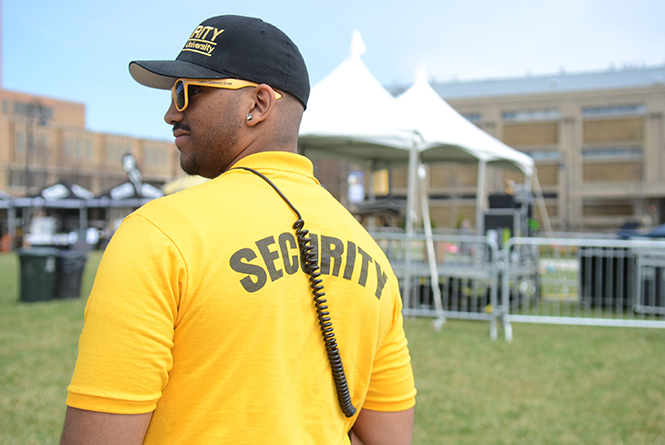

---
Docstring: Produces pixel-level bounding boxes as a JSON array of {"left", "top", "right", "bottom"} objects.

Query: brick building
[
  {"left": 388, "top": 65, "right": 665, "bottom": 233},
  {"left": 0, "top": 0, "right": 178, "bottom": 200},
  {"left": 0, "top": 89, "right": 178, "bottom": 198},
  {"left": 2, "top": 32, "right": 662, "bottom": 235}
]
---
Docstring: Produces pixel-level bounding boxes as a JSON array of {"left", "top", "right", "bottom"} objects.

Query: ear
[{"left": 245, "top": 84, "right": 277, "bottom": 127}]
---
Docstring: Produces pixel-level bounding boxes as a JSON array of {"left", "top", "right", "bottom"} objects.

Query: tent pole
[
  {"left": 8, "top": 205, "right": 16, "bottom": 238},
  {"left": 80, "top": 203, "right": 88, "bottom": 232},
  {"left": 531, "top": 169, "right": 553, "bottom": 236},
  {"left": 367, "top": 161, "right": 376, "bottom": 230},
  {"left": 418, "top": 164, "right": 446, "bottom": 329},
  {"left": 475, "top": 160, "right": 487, "bottom": 236},
  {"left": 403, "top": 142, "right": 420, "bottom": 312}
]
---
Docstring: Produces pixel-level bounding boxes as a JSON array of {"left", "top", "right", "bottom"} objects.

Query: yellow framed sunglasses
[{"left": 171, "top": 78, "right": 282, "bottom": 111}]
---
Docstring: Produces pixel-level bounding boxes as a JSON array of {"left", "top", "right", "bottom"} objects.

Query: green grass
[
  {"left": 406, "top": 318, "right": 665, "bottom": 444},
  {"left": 0, "top": 251, "right": 101, "bottom": 444},
  {"left": 1, "top": 251, "right": 665, "bottom": 444}
]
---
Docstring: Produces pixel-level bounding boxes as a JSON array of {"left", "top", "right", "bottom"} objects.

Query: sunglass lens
[{"left": 175, "top": 81, "right": 186, "bottom": 110}]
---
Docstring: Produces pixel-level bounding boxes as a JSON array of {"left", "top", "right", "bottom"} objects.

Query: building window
[
  {"left": 12, "top": 101, "right": 53, "bottom": 121},
  {"left": 15, "top": 130, "right": 25, "bottom": 155},
  {"left": 583, "top": 199, "right": 633, "bottom": 217},
  {"left": 106, "top": 136, "right": 134, "bottom": 167},
  {"left": 8, "top": 169, "right": 26, "bottom": 188},
  {"left": 582, "top": 146, "right": 642, "bottom": 159},
  {"left": 64, "top": 130, "right": 94, "bottom": 162},
  {"left": 144, "top": 145, "right": 164, "bottom": 167},
  {"left": 582, "top": 104, "right": 646, "bottom": 117},
  {"left": 461, "top": 112, "right": 481, "bottom": 123},
  {"left": 86, "top": 140, "right": 93, "bottom": 160},
  {"left": 526, "top": 149, "right": 560, "bottom": 161},
  {"left": 502, "top": 108, "right": 560, "bottom": 122},
  {"left": 144, "top": 141, "right": 171, "bottom": 174}
]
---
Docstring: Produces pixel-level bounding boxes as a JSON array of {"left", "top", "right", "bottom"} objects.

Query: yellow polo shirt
[{"left": 67, "top": 152, "right": 416, "bottom": 444}]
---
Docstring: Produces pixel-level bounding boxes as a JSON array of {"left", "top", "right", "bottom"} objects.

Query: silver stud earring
[{"left": 246, "top": 114, "right": 253, "bottom": 121}]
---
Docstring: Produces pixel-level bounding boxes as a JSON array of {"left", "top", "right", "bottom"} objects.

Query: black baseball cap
[{"left": 129, "top": 15, "right": 310, "bottom": 108}]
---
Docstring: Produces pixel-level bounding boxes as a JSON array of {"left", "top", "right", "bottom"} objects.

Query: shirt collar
[{"left": 229, "top": 152, "right": 320, "bottom": 185}]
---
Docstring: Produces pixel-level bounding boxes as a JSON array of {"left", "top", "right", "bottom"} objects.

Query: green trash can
[
  {"left": 18, "top": 248, "right": 59, "bottom": 302},
  {"left": 55, "top": 250, "right": 88, "bottom": 299}
]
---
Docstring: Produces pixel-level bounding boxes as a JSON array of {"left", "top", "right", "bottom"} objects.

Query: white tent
[
  {"left": 300, "top": 33, "right": 537, "bottom": 233},
  {"left": 298, "top": 32, "right": 441, "bottom": 319},
  {"left": 297, "top": 33, "right": 547, "bottom": 325},
  {"left": 398, "top": 74, "right": 533, "bottom": 174},
  {"left": 395, "top": 74, "right": 536, "bottom": 235},
  {"left": 298, "top": 31, "right": 414, "bottom": 165}
]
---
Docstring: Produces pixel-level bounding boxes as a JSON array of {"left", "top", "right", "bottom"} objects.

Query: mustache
[{"left": 172, "top": 122, "right": 191, "bottom": 133}]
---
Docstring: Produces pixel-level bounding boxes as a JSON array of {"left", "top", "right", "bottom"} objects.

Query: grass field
[{"left": 1, "top": 251, "right": 665, "bottom": 444}]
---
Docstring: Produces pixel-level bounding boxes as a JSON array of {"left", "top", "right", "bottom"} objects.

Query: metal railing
[
  {"left": 499, "top": 237, "right": 665, "bottom": 340},
  {"left": 370, "top": 232, "right": 502, "bottom": 338},
  {"left": 372, "top": 232, "right": 665, "bottom": 341}
]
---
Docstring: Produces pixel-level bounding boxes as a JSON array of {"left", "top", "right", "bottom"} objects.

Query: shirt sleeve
[
  {"left": 361, "top": 282, "right": 417, "bottom": 412},
  {"left": 66, "top": 214, "right": 186, "bottom": 414}
]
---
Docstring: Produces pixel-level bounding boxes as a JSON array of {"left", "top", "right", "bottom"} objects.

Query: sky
[{"left": 2, "top": 0, "right": 664, "bottom": 142}]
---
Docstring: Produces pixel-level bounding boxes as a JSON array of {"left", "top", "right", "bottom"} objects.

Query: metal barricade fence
[
  {"left": 500, "top": 237, "right": 665, "bottom": 341},
  {"left": 370, "top": 232, "right": 501, "bottom": 338}
]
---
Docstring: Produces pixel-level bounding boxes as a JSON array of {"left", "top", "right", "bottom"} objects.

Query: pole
[
  {"left": 418, "top": 164, "right": 445, "bottom": 329},
  {"left": 531, "top": 169, "right": 553, "bottom": 236},
  {"left": 8, "top": 204, "right": 16, "bottom": 238},
  {"left": 403, "top": 141, "right": 420, "bottom": 311},
  {"left": 25, "top": 119, "right": 31, "bottom": 196},
  {"left": 366, "top": 160, "right": 376, "bottom": 230},
  {"left": 25, "top": 102, "right": 47, "bottom": 196},
  {"left": 475, "top": 160, "right": 487, "bottom": 236}
]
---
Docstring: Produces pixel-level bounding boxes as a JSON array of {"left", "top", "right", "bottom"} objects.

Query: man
[{"left": 61, "top": 15, "right": 415, "bottom": 444}]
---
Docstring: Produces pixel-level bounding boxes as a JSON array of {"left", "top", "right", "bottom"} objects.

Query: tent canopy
[
  {"left": 299, "top": 33, "right": 533, "bottom": 178},
  {"left": 13, "top": 181, "right": 94, "bottom": 208},
  {"left": 0, "top": 190, "right": 12, "bottom": 209},
  {"left": 298, "top": 31, "right": 413, "bottom": 166},
  {"left": 99, "top": 182, "right": 163, "bottom": 201},
  {"left": 395, "top": 73, "right": 534, "bottom": 177},
  {"left": 91, "top": 181, "right": 163, "bottom": 208},
  {"left": 296, "top": 32, "right": 540, "bottom": 240}
]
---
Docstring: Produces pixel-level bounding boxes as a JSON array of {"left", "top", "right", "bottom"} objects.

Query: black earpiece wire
[{"left": 232, "top": 166, "right": 356, "bottom": 418}]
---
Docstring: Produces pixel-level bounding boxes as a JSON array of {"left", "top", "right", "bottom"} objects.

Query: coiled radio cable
[{"left": 232, "top": 166, "right": 357, "bottom": 418}]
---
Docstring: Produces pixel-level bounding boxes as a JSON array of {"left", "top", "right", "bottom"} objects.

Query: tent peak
[
  {"left": 414, "top": 66, "right": 428, "bottom": 84},
  {"left": 350, "top": 30, "right": 366, "bottom": 58}
]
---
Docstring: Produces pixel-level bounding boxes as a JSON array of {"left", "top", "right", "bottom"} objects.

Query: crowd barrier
[
  {"left": 370, "top": 232, "right": 503, "bottom": 338},
  {"left": 371, "top": 232, "right": 665, "bottom": 340},
  {"left": 500, "top": 237, "right": 665, "bottom": 340}
]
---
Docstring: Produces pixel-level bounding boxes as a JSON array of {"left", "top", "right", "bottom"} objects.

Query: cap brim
[{"left": 129, "top": 60, "right": 232, "bottom": 90}]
